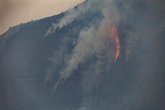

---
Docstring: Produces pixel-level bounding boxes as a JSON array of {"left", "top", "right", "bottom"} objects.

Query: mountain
[{"left": 0, "top": 0, "right": 164, "bottom": 110}]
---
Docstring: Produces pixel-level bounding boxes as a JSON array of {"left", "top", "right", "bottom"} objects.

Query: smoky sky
[{"left": 0, "top": 0, "right": 83, "bottom": 34}]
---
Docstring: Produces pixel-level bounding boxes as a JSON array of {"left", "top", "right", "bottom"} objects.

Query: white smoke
[
  {"left": 50, "top": 24, "right": 112, "bottom": 95},
  {"left": 59, "top": 0, "right": 123, "bottom": 81},
  {"left": 45, "top": 0, "right": 92, "bottom": 36},
  {"left": 48, "top": 1, "right": 125, "bottom": 98},
  {"left": 49, "top": 1, "right": 160, "bottom": 109},
  {"left": 59, "top": 27, "right": 108, "bottom": 80}
]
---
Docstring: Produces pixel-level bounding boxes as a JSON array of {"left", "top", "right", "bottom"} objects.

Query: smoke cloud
[
  {"left": 50, "top": 0, "right": 124, "bottom": 100},
  {"left": 1, "top": 0, "right": 164, "bottom": 109},
  {"left": 55, "top": 0, "right": 124, "bottom": 85},
  {"left": 48, "top": 0, "right": 165, "bottom": 109}
]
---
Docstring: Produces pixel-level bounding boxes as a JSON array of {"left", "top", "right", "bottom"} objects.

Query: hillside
[{"left": 0, "top": 0, "right": 164, "bottom": 110}]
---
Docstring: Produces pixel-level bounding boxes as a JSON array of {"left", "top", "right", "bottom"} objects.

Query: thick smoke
[
  {"left": 56, "top": 0, "right": 123, "bottom": 84},
  {"left": 50, "top": 0, "right": 124, "bottom": 100},
  {"left": 51, "top": 24, "right": 115, "bottom": 94},
  {"left": 50, "top": 0, "right": 165, "bottom": 109},
  {"left": 59, "top": 27, "right": 110, "bottom": 80},
  {"left": 1, "top": 0, "right": 164, "bottom": 110}
]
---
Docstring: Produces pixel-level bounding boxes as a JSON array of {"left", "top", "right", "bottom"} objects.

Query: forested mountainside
[{"left": 0, "top": 0, "right": 164, "bottom": 110}]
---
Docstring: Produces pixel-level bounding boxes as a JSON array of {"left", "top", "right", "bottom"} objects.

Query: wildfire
[
  {"left": 111, "top": 25, "right": 120, "bottom": 60},
  {"left": 105, "top": 21, "right": 121, "bottom": 61}
]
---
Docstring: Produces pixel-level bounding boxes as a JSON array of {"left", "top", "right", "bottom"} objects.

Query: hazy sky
[{"left": 0, "top": 0, "right": 84, "bottom": 34}]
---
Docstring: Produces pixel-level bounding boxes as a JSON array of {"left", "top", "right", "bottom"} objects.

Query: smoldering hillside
[{"left": 0, "top": 0, "right": 164, "bottom": 110}]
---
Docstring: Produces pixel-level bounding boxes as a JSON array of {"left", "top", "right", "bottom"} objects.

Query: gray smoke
[
  {"left": 45, "top": 0, "right": 165, "bottom": 109},
  {"left": 58, "top": 0, "right": 123, "bottom": 82},
  {"left": 1, "top": 0, "right": 164, "bottom": 110},
  {"left": 59, "top": 27, "right": 108, "bottom": 80},
  {"left": 51, "top": 0, "right": 123, "bottom": 104},
  {"left": 45, "top": 0, "right": 92, "bottom": 36}
]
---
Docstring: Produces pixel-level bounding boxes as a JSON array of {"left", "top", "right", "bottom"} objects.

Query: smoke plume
[
  {"left": 49, "top": 0, "right": 124, "bottom": 98},
  {"left": 50, "top": 0, "right": 165, "bottom": 109},
  {"left": 56, "top": 0, "right": 124, "bottom": 83},
  {"left": 45, "top": 0, "right": 90, "bottom": 36}
]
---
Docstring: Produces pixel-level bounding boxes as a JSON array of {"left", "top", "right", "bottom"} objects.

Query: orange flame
[
  {"left": 105, "top": 21, "right": 121, "bottom": 61},
  {"left": 111, "top": 25, "right": 120, "bottom": 60}
]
